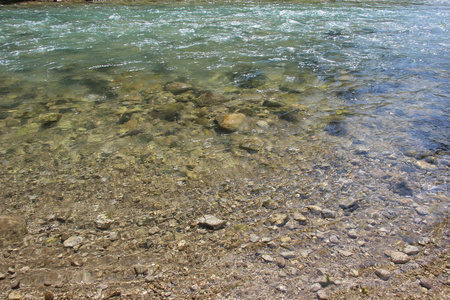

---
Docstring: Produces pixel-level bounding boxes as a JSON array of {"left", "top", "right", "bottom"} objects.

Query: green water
[{"left": 0, "top": 1, "right": 449, "bottom": 166}]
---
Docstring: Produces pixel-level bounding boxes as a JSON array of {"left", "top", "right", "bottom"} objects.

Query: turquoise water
[{"left": 0, "top": 1, "right": 449, "bottom": 156}]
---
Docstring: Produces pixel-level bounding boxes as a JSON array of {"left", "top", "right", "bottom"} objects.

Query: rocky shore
[{"left": 0, "top": 68, "right": 449, "bottom": 299}]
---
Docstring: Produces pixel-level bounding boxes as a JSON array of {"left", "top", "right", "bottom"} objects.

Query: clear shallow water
[{"left": 0, "top": 1, "right": 449, "bottom": 157}]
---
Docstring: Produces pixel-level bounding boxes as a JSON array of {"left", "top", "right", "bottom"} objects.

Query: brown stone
[
  {"left": 0, "top": 215, "right": 27, "bottom": 247},
  {"left": 216, "top": 113, "right": 246, "bottom": 131},
  {"left": 195, "top": 91, "right": 227, "bottom": 107},
  {"left": 163, "top": 81, "right": 193, "bottom": 95}
]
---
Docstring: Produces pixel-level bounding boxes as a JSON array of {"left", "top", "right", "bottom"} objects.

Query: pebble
[
  {"left": 329, "top": 235, "right": 339, "bottom": 244},
  {"left": 94, "top": 214, "right": 114, "bottom": 230},
  {"left": 256, "top": 120, "right": 269, "bottom": 128},
  {"left": 148, "top": 226, "right": 160, "bottom": 235},
  {"left": 375, "top": 269, "right": 391, "bottom": 281},
  {"left": 268, "top": 213, "right": 289, "bottom": 226},
  {"left": 280, "top": 251, "right": 296, "bottom": 259},
  {"left": 196, "top": 215, "right": 226, "bottom": 230},
  {"left": 0, "top": 272, "right": 6, "bottom": 280},
  {"left": 261, "top": 254, "right": 275, "bottom": 263},
  {"left": 310, "top": 283, "right": 322, "bottom": 292},
  {"left": 8, "top": 291, "right": 24, "bottom": 300},
  {"left": 340, "top": 250, "right": 353, "bottom": 257},
  {"left": 317, "top": 289, "right": 329, "bottom": 300},
  {"left": 276, "top": 257, "right": 286, "bottom": 268},
  {"left": 338, "top": 199, "right": 359, "bottom": 211},
  {"left": 216, "top": 113, "right": 246, "bottom": 131},
  {"left": 249, "top": 234, "right": 260, "bottom": 243},
  {"left": 419, "top": 277, "right": 432, "bottom": 289},
  {"left": 306, "top": 205, "right": 322, "bottom": 214},
  {"left": 403, "top": 245, "right": 420, "bottom": 255},
  {"left": 177, "top": 240, "right": 187, "bottom": 251},
  {"left": 347, "top": 229, "right": 358, "bottom": 239},
  {"left": 276, "top": 284, "right": 287, "bottom": 292},
  {"left": 11, "top": 279, "right": 20, "bottom": 289},
  {"left": 44, "top": 291, "right": 54, "bottom": 300},
  {"left": 415, "top": 206, "right": 429, "bottom": 216},
  {"left": 292, "top": 212, "right": 307, "bottom": 224},
  {"left": 163, "top": 81, "right": 193, "bottom": 95},
  {"left": 109, "top": 232, "right": 119, "bottom": 241},
  {"left": 133, "top": 264, "right": 147, "bottom": 275},
  {"left": 321, "top": 209, "right": 337, "bottom": 219},
  {"left": 390, "top": 251, "right": 410, "bottom": 264},
  {"left": 63, "top": 236, "right": 84, "bottom": 248}
]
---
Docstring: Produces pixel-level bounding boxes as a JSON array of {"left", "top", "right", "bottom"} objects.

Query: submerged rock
[
  {"left": 163, "top": 81, "right": 193, "bottom": 95},
  {"left": 196, "top": 215, "right": 226, "bottom": 230},
  {"left": 229, "top": 66, "right": 267, "bottom": 88},
  {"left": 94, "top": 214, "right": 114, "bottom": 230},
  {"left": 63, "top": 236, "right": 84, "bottom": 248},
  {"left": 216, "top": 113, "right": 246, "bottom": 131},
  {"left": 0, "top": 215, "right": 27, "bottom": 247},
  {"left": 195, "top": 91, "right": 228, "bottom": 107},
  {"left": 324, "top": 119, "right": 347, "bottom": 136},
  {"left": 37, "top": 113, "right": 62, "bottom": 128}
]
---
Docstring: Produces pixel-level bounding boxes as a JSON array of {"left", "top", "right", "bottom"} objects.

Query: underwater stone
[
  {"left": 0, "top": 215, "right": 27, "bottom": 248},
  {"left": 37, "top": 113, "right": 62, "bottom": 128},
  {"left": 163, "top": 81, "right": 193, "bottom": 95},
  {"left": 196, "top": 215, "right": 226, "bottom": 230},
  {"left": 324, "top": 120, "right": 347, "bottom": 136},
  {"left": 216, "top": 113, "right": 246, "bottom": 131},
  {"left": 195, "top": 91, "right": 227, "bottom": 107},
  {"left": 63, "top": 236, "right": 84, "bottom": 248},
  {"left": 95, "top": 214, "right": 114, "bottom": 230}
]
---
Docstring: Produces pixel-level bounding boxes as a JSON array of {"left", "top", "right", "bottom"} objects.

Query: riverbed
[{"left": 0, "top": 1, "right": 449, "bottom": 299}]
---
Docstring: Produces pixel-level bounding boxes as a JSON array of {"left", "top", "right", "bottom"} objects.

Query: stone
[
  {"left": 280, "top": 251, "right": 296, "bottom": 259},
  {"left": 239, "top": 137, "right": 265, "bottom": 153},
  {"left": 261, "top": 254, "right": 275, "bottom": 263},
  {"left": 306, "top": 205, "right": 322, "bottom": 214},
  {"left": 276, "top": 284, "right": 287, "bottom": 292},
  {"left": 375, "top": 269, "right": 391, "bottom": 281},
  {"left": 310, "top": 283, "right": 322, "bottom": 292},
  {"left": 163, "top": 81, "right": 193, "bottom": 95},
  {"left": 37, "top": 113, "right": 62, "bottom": 128},
  {"left": 339, "top": 199, "right": 360, "bottom": 212},
  {"left": 133, "top": 264, "right": 147, "bottom": 275},
  {"left": 216, "top": 113, "right": 246, "bottom": 131},
  {"left": 419, "top": 277, "right": 432, "bottom": 289},
  {"left": 276, "top": 257, "right": 286, "bottom": 268},
  {"left": 317, "top": 290, "right": 329, "bottom": 300},
  {"left": 321, "top": 209, "right": 337, "bottom": 219},
  {"left": 268, "top": 213, "right": 289, "bottom": 226},
  {"left": 0, "top": 272, "right": 6, "bottom": 280},
  {"left": 0, "top": 215, "right": 27, "bottom": 248},
  {"left": 415, "top": 206, "right": 429, "bottom": 216},
  {"left": 94, "top": 214, "right": 114, "bottom": 230},
  {"left": 196, "top": 215, "right": 226, "bottom": 230},
  {"left": 403, "top": 245, "right": 420, "bottom": 255},
  {"left": 43, "top": 291, "right": 54, "bottom": 300},
  {"left": 292, "top": 212, "right": 308, "bottom": 224},
  {"left": 195, "top": 91, "right": 227, "bottom": 107},
  {"left": 249, "top": 234, "right": 259, "bottom": 243},
  {"left": 148, "top": 226, "right": 160, "bottom": 235},
  {"left": 8, "top": 291, "right": 24, "bottom": 300},
  {"left": 11, "top": 279, "right": 20, "bottom": 289},
  {"left": 347, "top": 229, "right": 358, "bottom": 239},
  {"left": 63, "top": 236, "right": 83, "bottom": 248},
  {"left": 177, "top": 240, "right": 187, "bottom": 251},
  {"left": 390, "top": 251, "right": 410, "bottom": 264},
  {"left": 329, "top": 235, "right": 339, "bottom": 244},
  {"left": 109, "top": 232, "right": 119, "bottom": 241},
  {"left": 154, "top": 102, "right": 184, "bottom": 122}
]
